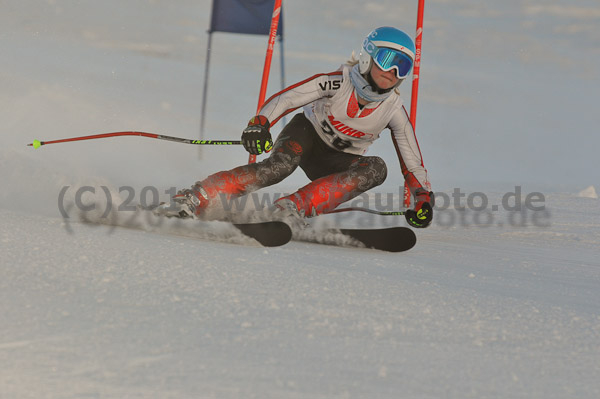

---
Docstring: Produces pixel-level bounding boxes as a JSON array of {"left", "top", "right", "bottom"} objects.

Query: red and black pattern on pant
[
  {"left": 281, "top": 156, "right": 387, "bottom": 216},
  {"left": 195, "top": 140, "right": 302, "bottom": 214},
  {"left": 195, "top": 135, "right": 387, "bottom": 217}
]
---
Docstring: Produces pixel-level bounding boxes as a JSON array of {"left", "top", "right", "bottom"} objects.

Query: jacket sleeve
[
  {"left": 258, "top": 71, "right": 343, "bottom": 126},
  {"left": 388, "top": 105, "right": 431, "bottom": 195}
]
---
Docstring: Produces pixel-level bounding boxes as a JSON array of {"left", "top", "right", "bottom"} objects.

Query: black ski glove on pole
[
  {"left": 241, "top": 115, "right": 273, "bottom": 155},
  {"left": 405, "top": 190, "right": 434, "bottom": 228}
]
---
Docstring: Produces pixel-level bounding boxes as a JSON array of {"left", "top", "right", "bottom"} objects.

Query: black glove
[
  {"left": 405, "top": 190, "right": 434, "bottom": 228},
  {"left": 241, "top": 115, "right": 273, "bottom": 155}
]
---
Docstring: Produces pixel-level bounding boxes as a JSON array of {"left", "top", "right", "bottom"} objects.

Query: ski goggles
[{"left": 365, "top": 41, "right": 414, "bottom": 79}]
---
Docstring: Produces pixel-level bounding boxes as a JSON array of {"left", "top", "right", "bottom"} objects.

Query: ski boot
[
  {"left": 269, "top": 198, "right": 308, "bottom": 230},
  {"left": 153, "top": 184, "right": 209, "bottom": 219}
]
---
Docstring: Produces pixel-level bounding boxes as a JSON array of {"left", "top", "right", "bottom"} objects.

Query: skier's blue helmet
[{"left": 358, "top": 27, "right": 416, "bottom": 79}]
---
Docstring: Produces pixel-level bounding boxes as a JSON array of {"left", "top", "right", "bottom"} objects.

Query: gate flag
[
  {"left": 200, "top": 0, "right": 285, "bottom": 151},
  {"left": 210, "top": 0, "right": 283, "bottom": 36}
]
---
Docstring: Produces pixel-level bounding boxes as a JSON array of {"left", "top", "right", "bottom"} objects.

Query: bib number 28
[{"left": 321, "top": 120, "right": 352, "bottom": 150}]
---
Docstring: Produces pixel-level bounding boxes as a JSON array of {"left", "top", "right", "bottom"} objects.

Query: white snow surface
[
  {"left": 578, "top": 185, "right": 598, "bottom": 199},
  {"left": 2, "top": 1, "right": 600, "bottom": 398}
]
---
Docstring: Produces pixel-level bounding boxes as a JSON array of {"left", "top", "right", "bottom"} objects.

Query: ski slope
[
  {"left": 1, "top": 1, "right": 599, "bottom": 398},
  {"left": 1, "top": 190, "right": 599, "bottom": 398}
]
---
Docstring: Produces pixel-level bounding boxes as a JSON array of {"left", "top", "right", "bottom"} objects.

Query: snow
[
  {"left": 2, "top": 195, "right": 599, "bottom": 398},
  {"left": 578, "top": 186, "right": 598, "bottom": 199},
  {"left": 1, "top": 1, "right": 600, "bottom": 398}
]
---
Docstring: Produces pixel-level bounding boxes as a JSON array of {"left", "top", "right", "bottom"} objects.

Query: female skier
[{"left": 168, "top": 26, "right": 433, "bottom": 228}]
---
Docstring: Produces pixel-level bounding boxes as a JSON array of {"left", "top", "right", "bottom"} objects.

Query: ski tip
[
  {"left": 234, "top": 221, "right": 292, "bottom": 247},
  {"left": 339, "top": 226, "right": 417, "bottom": 252}
]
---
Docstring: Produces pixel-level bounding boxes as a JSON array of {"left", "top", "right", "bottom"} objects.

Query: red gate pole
[
  {"left": 248, "top": 0, "right": 282, "bottom": 164},
  {"left": 404, "top": 0, "right": 426, "bottom": 208}
]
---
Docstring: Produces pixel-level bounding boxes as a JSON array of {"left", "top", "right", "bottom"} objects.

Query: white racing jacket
[{"left": 258, "top": 64, "right": 430, "bottom": 191}]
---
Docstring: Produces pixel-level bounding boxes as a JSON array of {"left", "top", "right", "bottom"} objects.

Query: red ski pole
[
  {"left": 26, "top": 132, "right": 241, "bottom": 148},
  {"left": 248, "top": 0, "right": 282, "bottom": 164},
  {"left": 403, "top": 0, "right": 425, "bottom": 208}
]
